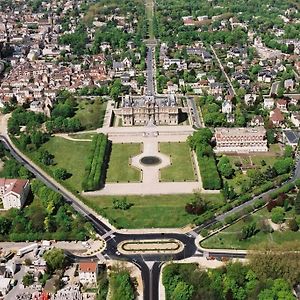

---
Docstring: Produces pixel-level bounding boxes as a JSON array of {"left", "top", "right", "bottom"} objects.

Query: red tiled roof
[{"left": 79, "top": 262, "right": 97, "bottom": 273}]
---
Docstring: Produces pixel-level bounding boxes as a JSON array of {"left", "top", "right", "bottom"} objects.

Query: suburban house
[
  {"left": 250, "top": 115, "right": 264, "bottom": 127},
  {"left": 244, "top": 94, "right": 257, "bottom": 106},
  {"left": 263, "top": 97, "right": 274, "bottom": 110},
  {"left": 222, "top": 100, "right": 233, "bottom": 114},
  {"left": 78, "top": 262, "right": 98, "bottom": 285},
  {"left": 284, "top": 79, "right": 294, "bottom": 90},
  {"left": 270, "top": 108, "right": 284, "bottom": 126},
  {"left": 291, "top": 113, "right": 300, "bottom": 127},
  {"left": 0, "top": 179, "right": 30, "bottom": 210},
  {"left": 214, "top": 127, "right": 268, "bottom": 153},
  {"left": 282, "top": 130, "right": 300, "bottom": 148},
  {"left": 276, "top": 99, "right": 287, "bottom": 112}
]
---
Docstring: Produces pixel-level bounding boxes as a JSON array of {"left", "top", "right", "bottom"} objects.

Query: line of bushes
[
  {"left": 82, "top": 134, "right": 108, "bottom": 191},
  {"left": 188, "top": 128, "right": 221, "bottom": 190}
]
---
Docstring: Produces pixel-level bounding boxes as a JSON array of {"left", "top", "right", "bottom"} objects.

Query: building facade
[
  {"left": 78, "top": 262, "right": 98, "bottom": 285},
  {"left": 214, "top": 127, "right": 268, "bottom": 153},
  {"left": 0, "top": 179, "right": 30, "bottom": 210},
  {"left": 117, "top": 95, "right": 179, "bottom": 126}
]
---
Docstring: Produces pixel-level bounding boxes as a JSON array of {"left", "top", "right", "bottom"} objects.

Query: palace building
[{"left": 116, "top": 94, "right": 180, "bottom": 126}]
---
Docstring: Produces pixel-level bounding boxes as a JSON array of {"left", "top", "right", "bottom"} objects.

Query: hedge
[
  {"left": 82, "top": 134, "right": 108, "bottom": 191},
  {"left": 196, "top": 148, "right": 221, "bottom": 190}
]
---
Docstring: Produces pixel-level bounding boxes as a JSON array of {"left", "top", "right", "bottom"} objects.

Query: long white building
[{"left": 214, "top": 127, "right": 268, "bottom": 153}]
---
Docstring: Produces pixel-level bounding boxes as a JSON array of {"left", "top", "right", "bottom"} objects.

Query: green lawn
[
  {"left": 82, "top": 193, "right": 225, "bottom": 228},
  {"left": 159, "top": 142, "right": 197, "bottom": 182},
  {"left": 201, "top": 208, "right": 300, "bottom": 250},
  {"left": 106, "top": 143, "right": 141, "bottom": 183},
  {"left": 39, "top": 137, "right": 92, "bottom": 192},
  {"left": 75, "top": 99, "right": 107, "bottom": 129}
]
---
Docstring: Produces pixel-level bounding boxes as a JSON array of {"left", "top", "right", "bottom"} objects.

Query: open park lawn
[
  {"left": 106, "top": 143, "right": 142, "bottom": 183},
  {"left": 159, "top": 142, "right": 197, "bottom": 182},
  {"left": 75, "top": 99, "right": 107, "bottom": 129},
  {"left": 39, "top": 137, "right": 91, "bottom": 192},
  {"left": 83, "top": 193, "right": 225, "bottom": 228},
  {"left": 201, "top": 208, "right": 300, "bottom": 250}
]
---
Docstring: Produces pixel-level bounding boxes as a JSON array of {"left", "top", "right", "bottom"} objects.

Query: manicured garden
[
  {"left": 106, "top": 143, "right": 142, "bottom": 183},
  {"left": 82, "top": 193, "right": 225, "bottom": 228},
  {"left": 159, "top": 142, "right": 197, "bottom": 182}
]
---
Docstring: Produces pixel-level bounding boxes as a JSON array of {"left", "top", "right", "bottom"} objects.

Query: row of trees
[
  {"left": 188, "top": 128, "right": 222, "bottom": 190},
  {"left": 82, "top": 134, "right": 108, "bottom": 191},
  {"left": 163, "top": 260, "right": 296, "bottom": 300},
  {"left": 110, "top": 269, "right": 135, "bottom": 300}
]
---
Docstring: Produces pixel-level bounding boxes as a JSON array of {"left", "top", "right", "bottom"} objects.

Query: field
[
  {"left": 201, "top": 207, "right": 300, "bottom": 250},
  {"left": 75, "top": 99, "right": 107, "bottom": 129},
  {"left": 106, "top": 143, "right": 142, "bottom": 183},
  {"left": 159, "top": 142, "right": 197, "bottom": 182},
  {"left": 39, "top": 137, "right": 91, "bottom": 192},
  {"left": 83, "top": 193, "right": 225, "bottom": 228}
]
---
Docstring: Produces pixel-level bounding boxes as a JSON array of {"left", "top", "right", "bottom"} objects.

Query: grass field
[
  {"left": 39, "top": 137, "right": 91, "bottom": 192},
  {"left": 75, "top": 99, "right": 107, "bottom": 129},
  {"left": 83, "top": 193, "right": 225, "bottom": 228},
  {"left": 201, "top": 208, "right": 300, "bottom": 250},
  {"left": 159, "top": 142, "right": 197, "bottom": 182},
  {"left": 106, "top": 143, "right": 142, "bottom": 183}
]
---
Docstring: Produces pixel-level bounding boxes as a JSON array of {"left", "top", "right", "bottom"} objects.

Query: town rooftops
[{"left": 79, "top": 262, "right": 97, "bottom": 273}]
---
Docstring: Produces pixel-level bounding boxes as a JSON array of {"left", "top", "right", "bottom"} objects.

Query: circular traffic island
[{"left": 140, "top": 156, "right": 162, "bottom": 166}]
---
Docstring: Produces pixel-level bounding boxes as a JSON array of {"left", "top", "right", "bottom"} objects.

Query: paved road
[
  {"left": 187, "top": 96, "right": 202, "bottom": 128},
  {"left": 210, "top": 45, "right": 236, "bottom": 96},
  {"left": 146, "top": 46, "right": 155, "bottom": 96}
]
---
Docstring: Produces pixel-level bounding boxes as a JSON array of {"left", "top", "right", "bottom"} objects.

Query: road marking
[
  {"left": 102, "top": 230, "right": 115, "bottom": 239},
  {"left": 145, "top": 261, "right": 155, "bottom": 269}
]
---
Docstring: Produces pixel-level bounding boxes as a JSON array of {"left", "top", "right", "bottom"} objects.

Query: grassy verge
[
  {"left": 82, "top": 193, "right": 225, "bottom": 228},
  {"left": 159, "top": 142, "right": 197, "bottom": 182},
  {"left": 106, "top": 143, "right": 141, "bottom": 183}
]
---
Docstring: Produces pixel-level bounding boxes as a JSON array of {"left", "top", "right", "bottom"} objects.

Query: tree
[
  {"left": 271, "top": 207, "right": 285, "bottom": 224},
  {"left": 53, "top": 168, "right": 69, "bottom": 180},
  {"left": 266, "top": 129, "right": 276, "bottom": 144},
  {"left": 38, "top": 150, "right": 54, "bottom": 166},
  {"left": 288, "top": 218, "right": 299, "bottom": 232},
  {"left": 217, "top": 156, "right": 234, "bottom": 179},
  {"left": 187, "top": 128, "right": 213, "bottom": 150},
  {"left": 295, "top": 191, "right": 300, "bottom": 215},
  {"left": 172, "top": 281, "right": 194, "bottom": 300},
  {"left": 273, "top": 158, "right": 293, "bottom": 175},
  {"left": 0, "top": 216, "right": 12, "bottom": 235},
  {"left": 23, "top": 273, "right": 34, "bottom": 287},
  {"left": 43, "top": 248, "right": 67, "bottom": 273},
  {"left": 284, "top": 145, "right": 293, "bottom": 158}
]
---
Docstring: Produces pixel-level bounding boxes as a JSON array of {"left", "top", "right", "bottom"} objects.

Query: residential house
[
  {"left": 0, "top": 179, "right": 30, "bottom": 210},
  {"left": 270, "top": 108, "right": 284, "bottom": 126},
  {"left": 167, "top": 81, "right": 179, "bottom": 94},
  {"left": 282, "top": 130, "right": 300, "bottom": 148},
  {"left": 276, "top": 99, "right": 287, "bottom": 112},
  {"left": 263, "top": 97, "right": 274, "bottom": 110},
  {"left": 284, "top": 79, "right": 294, "bottom": 90},
  {"left": 222, "top": 100, "right": 233, "bottom": 114},
  {"left": 244, "top": 94, "right": 257, "bottom": 106},
  {"left": 79, "top": 262, "right": 98, "bottom": 285},
  {"left": 291, "top": 113, "right": 300, "bottom": 127},
  {"left": 250, "top": 115, "right": 264, "bottom": 126}
]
